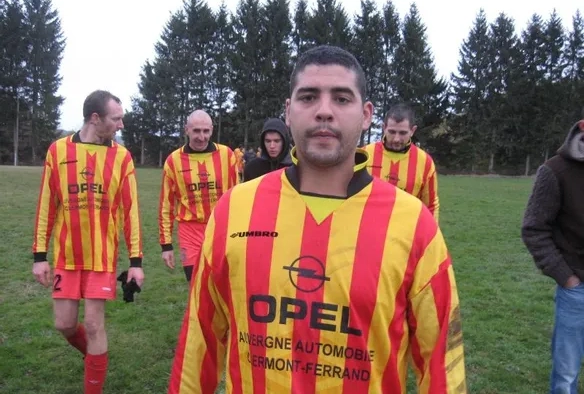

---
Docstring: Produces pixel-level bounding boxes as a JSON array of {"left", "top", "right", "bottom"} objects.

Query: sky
[{"left": 51, "top": 0, "right": 582, "bottom": 131}]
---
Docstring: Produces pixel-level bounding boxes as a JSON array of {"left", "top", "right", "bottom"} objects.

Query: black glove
[{"left": 117, "top": 270, "right": 141, "bottom": 303}]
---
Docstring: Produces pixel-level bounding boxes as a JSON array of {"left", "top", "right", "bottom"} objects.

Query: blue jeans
[{"left": 550, "top": 283, "right": 584, "bottom": 393}]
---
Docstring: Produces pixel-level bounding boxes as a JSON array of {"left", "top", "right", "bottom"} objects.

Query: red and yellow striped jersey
[
  {"left": 169, "top": 149, "right": 466, "bottom": 394},
  {"left": 158, "top": 143, "right": 238, "bottom": 248},
  {"left": 363, "top": 141, "right": 439, "bottom": 221},
  {"left": 32, "top": 133, "right": 143, "bottom": 272}
]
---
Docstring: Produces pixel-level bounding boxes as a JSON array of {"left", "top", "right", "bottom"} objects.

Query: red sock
[
  {"left": 84, "top": 352, "right": 108, "bottom": 394},
  {"left": 66, "top": 324, "right": 87, "bottom": 355}
]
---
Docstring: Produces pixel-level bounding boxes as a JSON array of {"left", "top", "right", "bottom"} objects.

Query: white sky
[{"left": 51, "top": 0, "right": 582, "bottom": 131}]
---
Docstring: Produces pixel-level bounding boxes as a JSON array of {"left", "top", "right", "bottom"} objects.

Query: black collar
[
  {"left": 72, "top": 131, "right": 112, "bottom": 147},
  {"left": 184, "top": 142, "right": 217, "bottom": 153},
  {"left": 284, "top": 150, "right": 373, "bottom": 198}
]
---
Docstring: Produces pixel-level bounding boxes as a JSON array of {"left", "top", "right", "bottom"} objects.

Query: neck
[
  {"left": 297, "top": 158, "right": 354, "bottom": 197},
  {"left": 79, "top": 126, "right": 107, "bottom": 144}
]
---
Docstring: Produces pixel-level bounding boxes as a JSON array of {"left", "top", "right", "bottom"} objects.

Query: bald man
[{"left": 158, "top": 110, "right": 238, "bottom": 282}]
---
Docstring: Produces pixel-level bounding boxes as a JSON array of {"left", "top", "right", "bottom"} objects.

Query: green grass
[{"left": 0, "top": 166, "right": 563, "bottom": 393}]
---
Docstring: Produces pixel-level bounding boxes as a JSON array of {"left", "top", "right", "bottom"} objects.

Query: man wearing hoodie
[
  {"left": 243, "top": 118, "right": 292, "bottom": 181},
  {"left": 522, "top": 118, "right": 584, "bottom": 393}
]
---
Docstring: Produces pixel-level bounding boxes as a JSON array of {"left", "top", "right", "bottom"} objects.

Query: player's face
[
  {"left": 285, "top": 64, "right": 372, "bottom": 168},
  {"left": 96, "top": 99, "right": 124, "bottom": 140},
  {"left": 185, "top": 118, "right": 213, "bottom": 151},
  {"left": 263, "top": 132, "right": 283, "bottom": 159},
  {"left": 383, "top": 118, "right": 416, "bottom": 151}
]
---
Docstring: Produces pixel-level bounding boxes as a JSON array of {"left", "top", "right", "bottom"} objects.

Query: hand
[
  {"left": 32, "top": 261, "right": 51, "bottom": 287},
  {"left": 564, "top": 275, "right": 581, "bottom": 289},
  {"left": 127, "top": 267, "right": 144, "bottom": 288},
  {"left": 162, "top": 250, "right": 175, "bottom": 269}
]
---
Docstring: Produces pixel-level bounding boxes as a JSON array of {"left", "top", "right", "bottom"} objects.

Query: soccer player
[
  {"left": 362, "top": 103, "right": 440, "bottom": 221},
  {"left": 32, "top": 90, "right": 144, "bottom": 394},
  {"left": 522, "top": 118, "right": 584, "bottom": 393},
  {"left": 158, "top": 109, "right": 238, "bottom": 282},
  {"left": 243, "top": 117, "right": 292, "bottom": 181},
  {"left": 168, "top": 46, "right": 466, "bottom": 393},
  {"left": 234, "top": 145, "right": 245, "bottom": 182}
]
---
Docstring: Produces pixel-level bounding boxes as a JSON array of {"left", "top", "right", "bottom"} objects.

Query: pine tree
[
  {"left": 305, "top": 0, "right": 352, "bottom": 48},
  {"left": 22, "top": 0, "right": 65, "bottom": 164},
  {"left": 352, "top": 0, "right": 384, "bottom": 144},
  {"left": 394, "top": 4, "right": 447, "bottom": 150},
  {"left": 450, "top": 9, "right": 492, "bottom": 171}
]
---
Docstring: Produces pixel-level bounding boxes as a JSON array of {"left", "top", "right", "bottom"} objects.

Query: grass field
[{"left": 0, "top": 165, "right": 566, "bottom": 393}]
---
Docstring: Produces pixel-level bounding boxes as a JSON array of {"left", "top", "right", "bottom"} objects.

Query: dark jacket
[
  {"left": 243, "top": 119, "right": 292, "bottom": 181},
  {"left": 521, "top": 120, "right": 584, "bottom": 286}
]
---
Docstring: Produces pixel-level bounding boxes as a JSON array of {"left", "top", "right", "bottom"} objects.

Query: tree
[
  {"left": 394, "top": 4, "right": 448, "bottom": 151},
  {"left": 450, "top": 9, "right": 492, "bottom": 171},
  {"left": 22, "top": 0, "right": 65, "bottom": 164},
  {"left": 352, "top": 0, "right": 384, "bottom": 144},
  {"left": 305, "top": 0, "right": 352, "bottom": 48},
  {"left": 0, "top": 0, "right": 28, "bottom": 164}
]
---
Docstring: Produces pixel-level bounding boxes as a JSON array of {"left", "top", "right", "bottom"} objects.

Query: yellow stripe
[
  {"left": 226, "top": 180, "right": 259, "bottom": 390},
  {"left": 264, "top": 177, "right": 305, "bottom": 392},
  {"left": 314, "top": 186, "right": 369, "bottom": 393}
]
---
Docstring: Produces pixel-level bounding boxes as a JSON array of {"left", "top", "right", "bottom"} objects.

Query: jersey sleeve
[
  {"left": 168, "top": 208, "right": 229, "bottom": 394},
  {"left": 420, "top": 159, "right": 439, "bottom": 222},
  {"left": 158, "top": 160, "right": 176, "bottom": 250},
  {"left": 32, "top": 148, "right": 58, "bottom": 261},
  {"left": 227, "top": 148, "right": 239, "bottom": 188},
  {"left": 121, "top": 154, "right": 143, "bottom": 265},
  {"left": 407, "top": 210, "right": 466, "bottom": 393}
]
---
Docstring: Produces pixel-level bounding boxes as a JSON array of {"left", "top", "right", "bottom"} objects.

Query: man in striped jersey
[
  {"left": 158, "top": 109, "right": 238, "bottom": 282},
  {"left": 169, "top": 45, "right": 466, "bottom": 393},
  {"left": 32, "top": 90, "right": 144, "bottom": 394},
  {"left": 363, "top": 104, "right": 440, "bottom": 221}
]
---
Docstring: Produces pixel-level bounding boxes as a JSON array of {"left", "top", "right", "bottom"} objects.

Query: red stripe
[
  {"left": 45, "top": 147, "right": 58, "bottom": 242},
  {"left": 405, "top": 145, "right": 418, "bottom": 194},
  {"left": 424, "top": 156, "right": 435, "bottom": 206},
  {"left": 245, "top": 173, "right": 282, "bottom": 393},
  {"left": 389, "top": 161, "right": 400, "bottom": 187},
  {"left": 66, "top": 142, "right": 83, "bottom": 269},
  {"left": 33, "top": 150, "right": 53, "bottom": 251},
  {"left": 290, "top": 213, "right": 333, "bottom": 393},
  {"left": 86, "top": 152, "right": 97, "bottom": 270},
  {"left": 211, "top": 148, "right": 224, "bottom": 209},
  {"left": 381, "top": 203, "right": 432, "bottom": 391},
  {"left": 342, "top": 180, "right": 395, "bottom": 393},
  {"left": 407, "top": 299, "right": 424, "bottom": 372},
  {"left": 169, "top": 275, "right": 195, "bottom": 393},
  {"left": 198, "top": 254, "right": 220, "bottom": 392},
  {"left": 179, "top": 151, "right": 197, "bottom": 220},
  {"left": 428, "top": 259, "right": 452, "bottom": 392},
  {"left": 211, "top": 188, "right": 244, "bottom": 394},
  {"left": 101, "top": 147, "right": 119, "bottom": 271},
  {"left": 372, "top": 142, "right": 384, "bottom": 178},
  {"left": 197, "top": 161, "right": 212, "bottom": 222}
]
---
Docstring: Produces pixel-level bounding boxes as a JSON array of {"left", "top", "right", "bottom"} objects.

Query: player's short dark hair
[
  {"left": 83, "top": 90, "right": 121, "bottom": 123},
  {"left": 383, "top": 103, "right": 416, "bottom": 126},
  {"left": 290, "top": 45, "right": 367, "bottom": 102}
]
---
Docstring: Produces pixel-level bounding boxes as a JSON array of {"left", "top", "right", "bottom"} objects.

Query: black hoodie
[
  {"left": 243, "top": 118, "right": 292, "bottom": 181},
  {"left": 522, "top": 120, "right": 584, "bottom": 286}
]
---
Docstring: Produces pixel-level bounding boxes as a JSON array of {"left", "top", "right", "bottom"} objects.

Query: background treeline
[{"left": 1, "top": 0, "right": 583, "bottom": 174}]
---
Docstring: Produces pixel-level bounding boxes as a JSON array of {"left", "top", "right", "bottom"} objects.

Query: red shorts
[
  {"left": 52, "top": 268, "right": 117, "bottom": 300},
  {"left": 178, "top": 221, "right": 207, "bottom": 271}
]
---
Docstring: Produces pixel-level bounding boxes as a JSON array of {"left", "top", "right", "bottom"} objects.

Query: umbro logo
[{"left": 230, "top": 231, "right": 279, "bottom": 238}]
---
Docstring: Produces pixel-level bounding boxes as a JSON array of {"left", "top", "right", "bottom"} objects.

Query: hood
[
  {"left": 558, "top": 120, "right": 584, "bottom": 162},
  {"left": 259, "top": 118, "right": 292, "bottom": 166}
]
